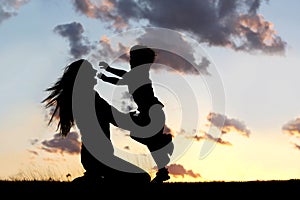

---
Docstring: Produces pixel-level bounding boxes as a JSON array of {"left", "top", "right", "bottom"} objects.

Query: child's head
[{"left": 129, "top": 45, "right": 156, "bottom": 68}]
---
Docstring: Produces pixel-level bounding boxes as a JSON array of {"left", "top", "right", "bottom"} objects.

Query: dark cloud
[
  {"left": 282, "top": 117, "right": 300, "bottom": 151},
  {"left": 41, "top": 132, "right": 81, "bottom": 155},
  {"left": 153, "top": 50, "right": 210, "bottom": 75},
  {"left": 167, "top": 163, "right": 201, "bottom": 178},
  {"left": 207, "top": 112, "right": 251, "bottom": 137},
  {"left": 0, "top": 0, "right": 29, "bottom": 24},
  {"left": 187, "top": 132, "right": 232, "bottom": 146},
  {"left": 137, "top": 29, "right": 211, "bottom": 75},
  {"left": 180, "top": 112, "right": 250, "bottom": 145},
  {"left": 71, "top": 0, "right": 286, "bottom": 55},
  {"left": 53, "top": 22, "right": 95, "bottom": 59},
  {"left": 90, "top": 29, "right": 211, "bottom": 75},
  {"left": 204, "top": 133, "right": 232, "bottom": 146},
  {"left": 282, "top": 117, "right": 300, "bottom": 137}
]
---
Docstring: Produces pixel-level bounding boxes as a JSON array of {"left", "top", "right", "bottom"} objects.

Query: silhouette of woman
[
  {"left": 42, "top": 59, "right": 151, "bottom": 184},
  {"left": 98, "top": 45, "right": 174, "bottom": 183}
]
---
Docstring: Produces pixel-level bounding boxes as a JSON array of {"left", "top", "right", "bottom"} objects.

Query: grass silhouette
[{"left": 1, "top": 179, "right": 299, "bottom": 197}]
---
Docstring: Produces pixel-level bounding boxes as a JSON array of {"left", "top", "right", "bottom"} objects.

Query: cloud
[
  {"left": 27, "top": 149, "right": 39, "bottom": 156},
  {"left": 163, "top": 124, "right": 176, "bottom": 138},
  {"left": 187, "top": 132, "right": 232, "bottom": 146},
  {"left": 71, "top": 0, "right": 286, "bottom": 55},
  {"left": 167, "top": 163, "right": 201, "bottom": 178},
  {"left": 65, "top": 23, "right": 210, "bottom": 75},
  {"left": 89, "top": 34, "right": 129, "bottom": 65},
  {"left": 72, "top": 0, "right": 127, "bottom": 31},
  {"left": 0, "top": 0, "right": 29, "bottom": 24},
  {"left": 204, "top": 133, "right": 232, "bottom": 146},
  {"left": 119, "top": 91, "right": 137, "bottom": 113},
  {"left": 41, "top": 131, "right": 81, "bottom": 155},
  {"left": 294, "top": 143, "right": 300, "bottom": 150},
  {"left": 53, "top": 22, "right": 95, "bottom": 59},
  {"left": 29, "top": 138, "right": 39, "bottom": 145},
  {"left": 122, "top": 112, "right": 248, "bottom": 146},
  {"left": 282, "top": 117, "right": 300, "bottom": 137},
  {"left": 282, "top": 117, "right": 300, "bottom": 151},
  {"left": 207, "top": 112, "right": 251, "bottom": 137},
  {"left": 137, "top": 30, "right": 211, "bottom": 75},
  {"left": 93, "top": 30, "right": 211, "bottom": 76},
  {"left": 181, "top": 112, "right": 250, "bottom": 145}
]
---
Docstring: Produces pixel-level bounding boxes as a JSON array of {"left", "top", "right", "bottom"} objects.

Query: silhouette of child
[{"left": 98, "top": 45, "right": 174, "bottom": 183}]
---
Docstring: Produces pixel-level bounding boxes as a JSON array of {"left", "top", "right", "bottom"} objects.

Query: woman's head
[
  {"left": 42, "top": 59, "right": 95, "bottom": 136},
  {"left": 129, "top": 45, "right": 156, "bottom": 68}
]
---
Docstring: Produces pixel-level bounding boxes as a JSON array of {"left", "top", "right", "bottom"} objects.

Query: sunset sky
[{"left": 1, "top": 0, "right": 300, "bottom": 183}]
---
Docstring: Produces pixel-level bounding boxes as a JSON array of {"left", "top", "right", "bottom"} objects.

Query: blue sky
[{"left": 1, "top": 0, "right": 300, "bottom": 182}]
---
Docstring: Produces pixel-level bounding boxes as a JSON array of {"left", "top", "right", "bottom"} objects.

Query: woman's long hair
[{"left": 42, "top": 59, "right": 87, "bottom": 136}]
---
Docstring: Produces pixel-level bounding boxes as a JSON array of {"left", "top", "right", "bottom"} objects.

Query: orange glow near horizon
[{"left": 1, "top": 102, "right": 300, "bottom": 183}]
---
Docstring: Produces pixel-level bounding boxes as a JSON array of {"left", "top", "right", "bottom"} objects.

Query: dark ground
[{"left": 1, "top": 179, "right": 299, "bottom": 198}]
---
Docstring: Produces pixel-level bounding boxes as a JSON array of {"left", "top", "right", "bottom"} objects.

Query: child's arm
[
  {"left": 98, "top": 73, "right": 121, "bottom": 85},
  {"left": 99, "top": 61, "right": 127, "bottom": 77}
]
